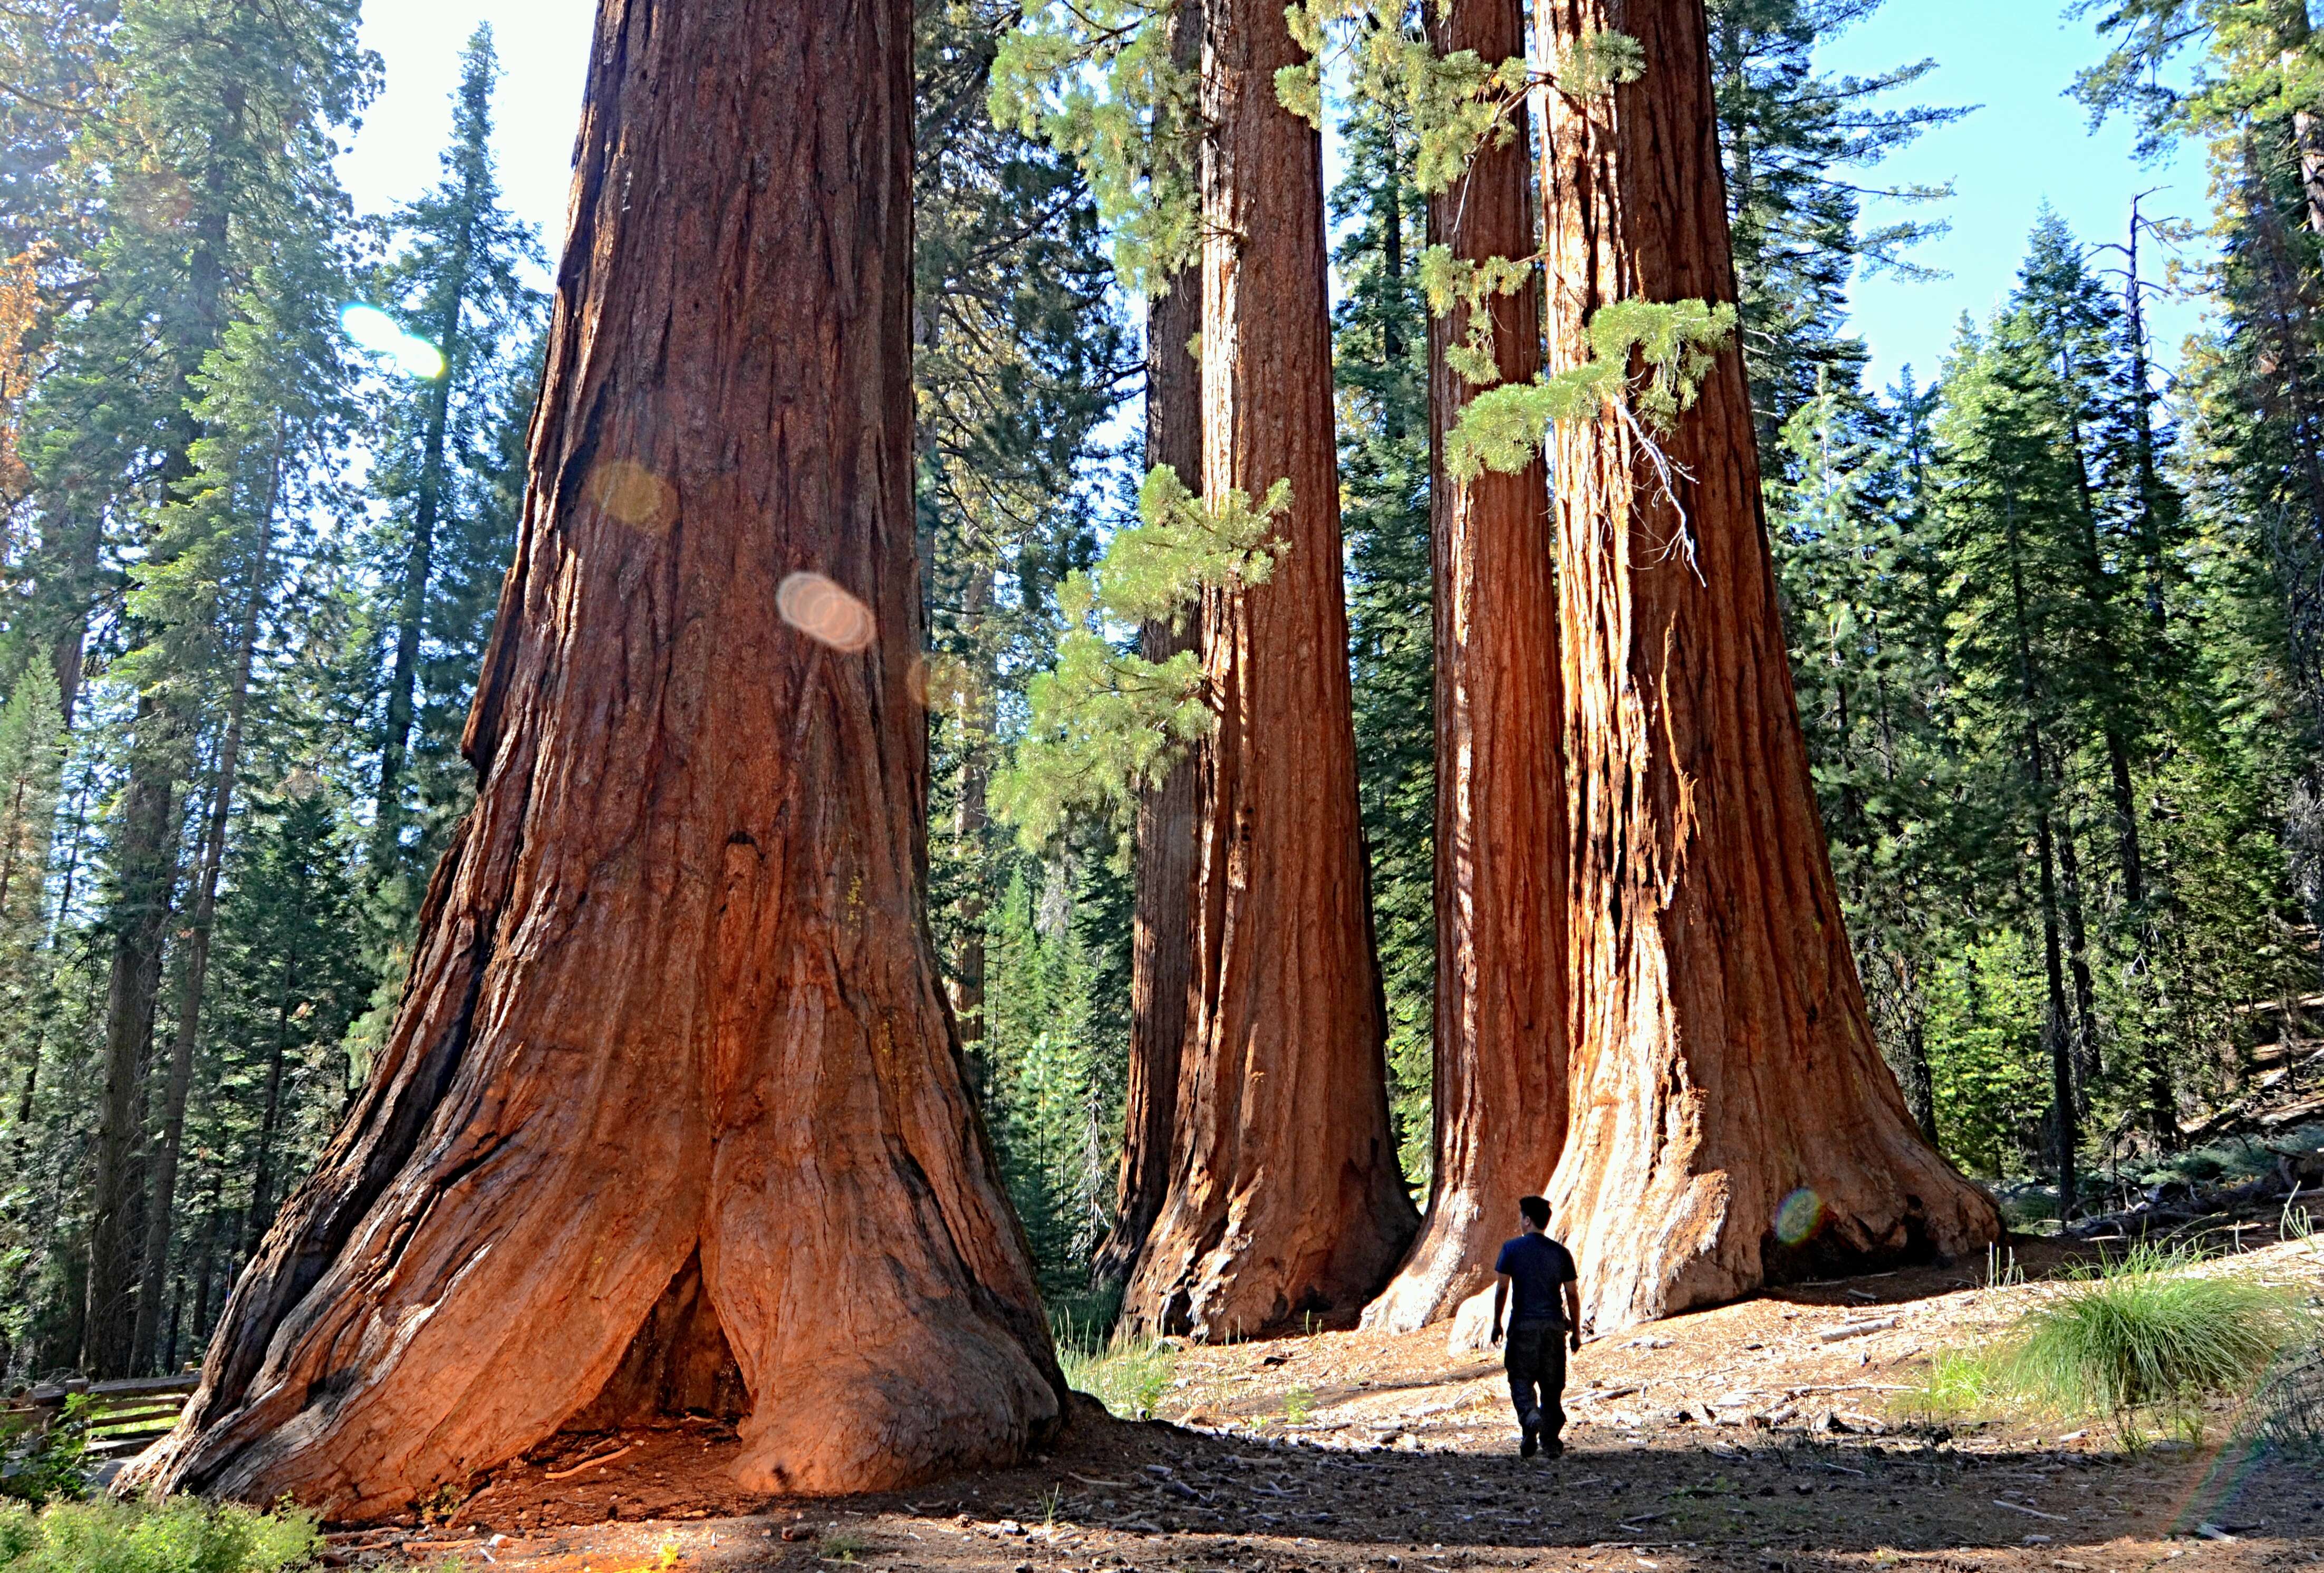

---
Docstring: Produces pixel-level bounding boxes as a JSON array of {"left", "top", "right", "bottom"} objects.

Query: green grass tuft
[
  {"left": 1891, "top": 1348, "right": 2004, "bottom": 1425},
  {"left": 1059, "top": 1337, "right": 1179, "bottom": 1421},
  {"left": 2008, "top": 1246, "right": 2302, "bottom": 1433},
  {"left": 0, "top": 1496, "right": 321, "bottom": 1573},
  {"left": 1896, "top": 1247, "right": 2308, "bottom": 1444}
]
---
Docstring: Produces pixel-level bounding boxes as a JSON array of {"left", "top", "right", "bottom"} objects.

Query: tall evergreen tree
[{"left": 364, "top": 25, "right": 544, "bottom": 902}]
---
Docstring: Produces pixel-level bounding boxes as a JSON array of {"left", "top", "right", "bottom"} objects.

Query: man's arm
[
  {"left": 1563, "top": 1276, "right": 1583, "bottom": 1352},
  {"left": 1491, "top": 1273, "right": 1511, "bottom": 1345}
]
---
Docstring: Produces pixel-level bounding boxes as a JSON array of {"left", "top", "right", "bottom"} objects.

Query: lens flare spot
[
  {"left": 586, "top": 460, "right": 677, "bottom": 534},
  {"left": 779, "top": 572, "right": 876, "bottom": 653},
  {"left": 1775, "top": 1186, "right": 1824, "bottom": 1247},
  {"left": 341, "top": 304, "right": 446, "bottom": 380}
]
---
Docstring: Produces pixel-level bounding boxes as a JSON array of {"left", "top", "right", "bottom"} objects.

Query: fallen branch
[
  {"left": 543, "top": 1442, "right": 635, "bottom": 1480},
  {"left": 1992, "top": 1500, "right": 2069, "bottom": 1523},
  {"left": 1817, "top": 1318, "right": 1899, "bottom": 1343}
]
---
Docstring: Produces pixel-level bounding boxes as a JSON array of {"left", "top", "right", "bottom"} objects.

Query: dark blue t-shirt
[{"left": 1496, "top": 1233, "right": 1578, "bottom": 1326}]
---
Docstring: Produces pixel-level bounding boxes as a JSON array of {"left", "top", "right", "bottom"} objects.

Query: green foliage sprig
[
  {"left": 1277, "top": 3, "right": 1639, "bottom": 198},
  {"left": 1444, "top": 297, "right": 1738, "bottom": 482},
  {"left": 995, "top": 466, "right": 1294, "bottom": 849},
  {"left": 991, "top": 0, "right": 1201, "bottom": 292}
]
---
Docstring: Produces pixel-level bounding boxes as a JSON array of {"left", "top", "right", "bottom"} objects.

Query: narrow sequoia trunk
[
  {"left": 1122, "top": 0, "right": 1416, "bottom": 1337},
  {"left": 1363, "top": 0, "right": 1566, "bottom": 1334},
  {"left": 129, "top": 0, "right": 1060, "bottom": 1513},
  {"left": 1096, "top": 160, "right": 1204, "bottom": 1288},
  {"left": 1535, "top": 0, "right": 1998, "bottom": 1332}
]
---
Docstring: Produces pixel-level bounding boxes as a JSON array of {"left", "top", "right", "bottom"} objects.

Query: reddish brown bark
[
  {"left": 126, "top": 0, "right": 1060, "bottom": 1514},
  {"left": 1364, "top": 0, "right": 1567, "bottom": 1335},
  {"left": 1534, "top": 0, "right": 1998, "bottom": 1333},
  {"left": 1121, "top": 0, "right": 1416, "bottom": 1338},
  {"left": 1097, "top": 191, "right": 1204, "bottom": 1288}
]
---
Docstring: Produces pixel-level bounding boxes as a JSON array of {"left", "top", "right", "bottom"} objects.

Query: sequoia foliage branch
[{"left": 995, "top": 466, "right": 1291, "bottom": 848}]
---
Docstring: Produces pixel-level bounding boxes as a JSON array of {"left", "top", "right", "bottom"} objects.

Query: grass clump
[
  {"left": 1896, "top": 1246, "right": 2307, "bottom": 1443},
  {"left": 2010, "top": 1246, "right": 2301, "bottom": 1431},
  {"left": 1058, "top": 1338, "right": 1179, "bottom": 1421},
  {"left": 0, "top": 1496, "right": 321, "bottom": 1572},
  {"left": 1892, "top": 1348, "right": 2003, "bottom": 1425}
]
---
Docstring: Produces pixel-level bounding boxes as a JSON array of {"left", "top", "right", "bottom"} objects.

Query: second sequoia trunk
[
  {"left": 1097, "top": 0, "right": 1205, "bottom": 1290},
  {"left": 125, "top": 0, "right": 1061, "bottom": 1515},
  {"left": 1536, "top": 0, "right": 1999, "bottom": 1331},
  {"left": 1122, "top": 0, "right": 1416, "bottom": 1338},
  {"left": 1363, "top": 0, "right": 1568, "bottom": 1335}
]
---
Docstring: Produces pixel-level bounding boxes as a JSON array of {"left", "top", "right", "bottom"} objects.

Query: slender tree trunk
[
  {"left": 1885, "top": 953, "right": 1940, "bottom": 1147},
  {"left": 2279, "top": 2, "right": 2324, "bottom": 237},
  {"left": 132, "top": 460, "right": 278, "bottom": 1372},
  {"left": 81, "top": 758, "right": 180, "bottom": 1376},
  {"left": 1532, "top": 0, "right": 1998, "bottom": 1332},
  {"left": 130, "top": 0, "right": 1059, "bottom": 1512},
  {"left": 1364, "top": 0, "right": 1566, "bottom": 1335},
  {"left": 951, "top": 564, "right": 992, "bottom": 1058},
  {"left": 242, "top": 884, "right": 308, "bottom": 1259},
  {"left": 44, "top": 495, "right": 101, "bottom": 729},
  {"left": 1099, "top": 0, "right": 1205, "bottom": 1285},
  {"left": 2053, "top": 811, "right": 2101, "bottom": 1093},
  {"left": 2002, "top": 505, "right": 2081, "bottom": 1219},
  {"left": 373, "top": 371, "right": 458, "bottom": 872},
  {"left": 1122, "top": 0, "right": 1417, "bottom": 1339}
]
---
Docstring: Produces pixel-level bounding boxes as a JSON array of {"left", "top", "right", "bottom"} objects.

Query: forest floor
[{"left": 327, "top": 1229, "right": 2324, "bottom": 1573}]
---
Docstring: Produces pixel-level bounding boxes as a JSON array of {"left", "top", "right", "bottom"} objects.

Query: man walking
[{"left": 1490, "top": 1194, "right": 1581, "bottom": 1458}]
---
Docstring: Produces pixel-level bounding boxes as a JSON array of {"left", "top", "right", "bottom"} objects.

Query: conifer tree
[{"left": 365, "top": 25, "right": 544, "bottom": 900}]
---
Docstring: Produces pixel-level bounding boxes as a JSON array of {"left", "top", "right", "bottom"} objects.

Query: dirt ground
[{"left": 323, "top": 1235, "right": 2324, "bottom": 1573}]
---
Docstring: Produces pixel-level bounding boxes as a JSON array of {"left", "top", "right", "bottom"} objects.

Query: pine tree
[
  {"left": 364, "top": 25, "right": 544, "bottom": 901},
  {"left": 1705, "top": 0, "right": 1963, "bottom": 456},
  {"left": 1332, "top": 93, "right": 1433, "bottom": 1183}
]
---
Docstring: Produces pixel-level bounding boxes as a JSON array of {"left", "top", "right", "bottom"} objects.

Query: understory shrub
[{"left": 0, "top": 1497, "right": 320, "bottom": 1573}]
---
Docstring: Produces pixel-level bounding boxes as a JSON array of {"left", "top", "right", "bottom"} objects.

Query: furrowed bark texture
[
  {"left": 1122, "top": 0, "right": 1417, "bottom": 1338},
  {"left": 1535, "top": 0, "right": 1998, "bottom": 1334},
  {"left": 127, "top": 0, "right": 1062, "bottom": 1514},
  {"left": 1097, "top": 211, "right": 1204, "bottom": 1288},
  {"left": 1364, "top": 0, "right": 1567, "bottom": 1335}
]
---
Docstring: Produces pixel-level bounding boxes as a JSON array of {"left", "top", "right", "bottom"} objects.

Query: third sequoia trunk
[
  {"left": 1363, "top": 0, "right": 1568, "bottom": 1335},
  {"left": 1536, "top": 0, "right": 1999, "bottom": 1332},
  {"left": 1121, "top": 0, "right": 1416, "bottom": 1338},
  {"left": 124, "top": 0, "right": 1060, "bottom": 1514}
]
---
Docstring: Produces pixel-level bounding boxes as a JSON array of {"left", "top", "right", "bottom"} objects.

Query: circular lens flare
[
  {"left": 1774, "top": 1186, "right": 1824, "bottom": 1247},
  {"left": 779, "top": 573, "right": 876, "bottom": 653},
  {"left": 341, "top": 303, "right": 446, "bottom": 380}
]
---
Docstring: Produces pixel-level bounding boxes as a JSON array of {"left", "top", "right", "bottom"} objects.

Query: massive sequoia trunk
[
  {"left": 1363, "top": 0, "right": 1567, "bottom": 1335},
  {"left": 1535, "top": 0, "right": 1998, "bottom": 1333},
  {"left": 126, "top": 0, "right": 1062, "bottom": 1514},
  {"left": 1097, "top": 158, "right": 1204, "bottom": 1287},
  {"left": 1121, "top": 0, "right": 1416, "bottom": 1337}
]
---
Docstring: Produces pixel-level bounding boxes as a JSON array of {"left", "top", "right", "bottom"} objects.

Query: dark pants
[{"left": 1505, "top": 1319, "right": 1567, "bottom": 1440}]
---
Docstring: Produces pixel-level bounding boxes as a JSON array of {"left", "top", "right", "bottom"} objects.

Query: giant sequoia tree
[
  {"left": 1534, "top": 0, "right": 1998, "bottom": 1331},
  {"left": 129, "top": 0, "right": 1062, "bottom": 1512},
  {"left": 1123, "top": 0, "right": 1416, "bottom": 1337},
  {"left": 1363, "top": 0, "right": 1567, "bottom": 1334}
]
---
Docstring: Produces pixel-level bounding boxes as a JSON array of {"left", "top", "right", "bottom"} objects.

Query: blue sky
[{"left": 338, "top": 2, "right": 2215, "bottom": 388}]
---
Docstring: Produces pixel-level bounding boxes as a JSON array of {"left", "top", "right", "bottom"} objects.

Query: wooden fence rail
[{"left": 1, "top": 1373, "right": 199, "bottom": 1461}]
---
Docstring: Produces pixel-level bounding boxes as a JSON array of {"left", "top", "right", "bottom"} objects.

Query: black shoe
[
  {"left": 1540, "top": 1434, "right": 1565, "bottom": 1460},
  {"left": 1519, "top": 1422, "right": 1539, "bottom": 1459}
]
